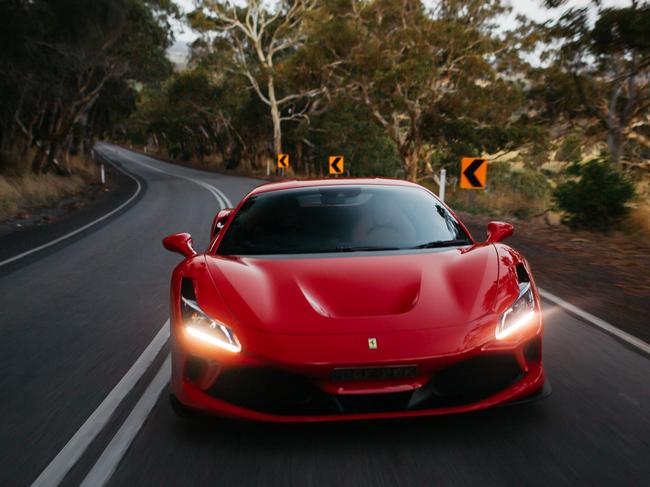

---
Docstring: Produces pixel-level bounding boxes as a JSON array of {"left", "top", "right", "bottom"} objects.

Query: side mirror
[
  {"left": 210, "top": 208, "right": 233, "bottom": 239},
  {"left": 486, "top": 221, "right": 514, "bottom": 244},
  {"left": 162, "top": 233, "right": 197, "bottom": 259}
]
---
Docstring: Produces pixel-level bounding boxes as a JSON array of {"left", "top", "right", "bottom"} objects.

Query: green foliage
[
  {"left": 0, "top": 0, "right": 174, "bottom": 174},
  {"left": 591, "top": 5, "right": 650, "bottom": 54},
  {"left": 527, "top": 66, "right": 587, "bottom": 120},
  {"left": 306, "top": 0, "right": 530, "bottom": 180},
  {"left": 306, "top": 100, "right": 402, "bottom": 177},
  {"left": 544, "top": 2, "right": 650, "bottom": 164},
  {"left": 557, "top": 133, "right": 583, "bottom": 163},
  {"left": 553, "top": 159, "right": 635, "bottom": 230},
  {"left": 489, "top": 162, "right": 551, "bottom": 200}
]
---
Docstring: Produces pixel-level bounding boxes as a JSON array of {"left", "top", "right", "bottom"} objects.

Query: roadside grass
[
  {"left": 444, "top": 186, "right": 551, "bottom": 220},
  {"left": 0, "top": 155, "right": 97, "bottom": 222}
]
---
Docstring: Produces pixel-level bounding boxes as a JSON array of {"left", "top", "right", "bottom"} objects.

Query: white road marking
[
  {"left": 80, "top": 356, "right": 171, "bottom": 487},
  {"left": 31, "top": 322, "right": 170, "bottom": 487},
  {"left": 0, "top": 152, "right": 142, "bottom": 268},
  {"left": 538, "top": 288, "right": 650, "bottom": 355},
  {"left": 30, "top": 146, "right": 228, "bottom": 486}
]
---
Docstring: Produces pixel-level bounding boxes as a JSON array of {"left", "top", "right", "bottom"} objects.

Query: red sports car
[{"left": 163, "top": 179, "right": 549, "bottom": 422}]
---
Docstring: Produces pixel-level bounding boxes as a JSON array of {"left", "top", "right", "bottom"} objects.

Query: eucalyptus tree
[
  {"left": 189, "top": 0, "right": 325, "bottom": 156},
  {"left": 316, "top": 0, "right": 531, "bottom": 181},
  {"left": 544, "top": 0, "right": 650, "bottom": 164}
]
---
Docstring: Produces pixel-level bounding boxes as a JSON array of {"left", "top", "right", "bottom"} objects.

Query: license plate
[{"left": 331, "top": 365, "right": 418, "bottom": 382}]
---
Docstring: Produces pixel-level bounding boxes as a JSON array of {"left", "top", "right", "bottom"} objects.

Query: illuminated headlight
[
  {"left": 181, "top": 296, "right": 241, "bottom": 353},
  {"left": 496, "top": 283, "right": 537, "bottom": 340}
]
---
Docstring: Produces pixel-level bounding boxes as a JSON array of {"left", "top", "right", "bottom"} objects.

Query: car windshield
[{"left": 217, "top": 185, "right": 471, "bottom": 256}]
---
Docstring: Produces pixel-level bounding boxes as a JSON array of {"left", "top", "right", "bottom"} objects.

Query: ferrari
[{"left": 163, "top": 179, "right": 549, "bottom": 422}]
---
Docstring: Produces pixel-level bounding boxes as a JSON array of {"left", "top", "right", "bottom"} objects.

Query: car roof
[{"left": 248, "top": 178, "right": 424, "bottom": 197}]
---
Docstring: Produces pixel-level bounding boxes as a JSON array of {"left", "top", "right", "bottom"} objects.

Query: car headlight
[
  {"left": 496, "top": 282, "right": 537, "bottom": 340},
  {"left": 181, "top": 296, "right": 241, "bottom": 353}
]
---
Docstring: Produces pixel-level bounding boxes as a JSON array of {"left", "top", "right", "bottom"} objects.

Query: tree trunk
[
  {"left": 607, "top": 128, "right": 623, "bottom": 165},
  {"left": 31, "top": 145, "right": 48, "bottom": 173},
  {"left": 44, "top": 138, "right": 66, "bottom": 175},
  {"left": 296, "top": 141, "right": 303, "bottom": 174},
  {"left": 267, "top": 76, "right": 282, "bottom": 156},
  {"left": 404, "top": 149, "right": 419, "bottom": 182}
]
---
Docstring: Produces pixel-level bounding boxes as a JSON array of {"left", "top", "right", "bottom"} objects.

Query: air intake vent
[
  {"left": 516, "top": 263, "right": 530, "bottom": 283},
  {"left": 180, "top": 278, "right": 196, "bottom": 321},
  {"left": 181, "top": 278, "right": 196, "bottom": 300}
]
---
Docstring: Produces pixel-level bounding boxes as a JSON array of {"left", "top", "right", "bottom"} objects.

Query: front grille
[
  {"left": 425, "top": 354, "right": 524, "bottom": 407},
  {"left": 207, "top": 368, "right": 338, "bottom": 415},
  {"left": 204, "top": 354, "right": 525, "bottom": 416}
]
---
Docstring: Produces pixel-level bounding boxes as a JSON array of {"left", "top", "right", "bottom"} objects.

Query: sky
[{"left": 167, "top": 0, "right": 634, "bottom": 64}]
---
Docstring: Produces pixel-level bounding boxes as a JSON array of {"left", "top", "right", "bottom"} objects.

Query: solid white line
[
  {"left": 538, "top": 288, "right": 650, "bottom": 355},
  {"left": 80, "top": 356, "right": 171, "bottom": 487},
  {"left": 0, "top": 151, "right": 142, "bottom": 268},
  {"left": 31, "top": 322, "right": 170, "bottom": 487}
]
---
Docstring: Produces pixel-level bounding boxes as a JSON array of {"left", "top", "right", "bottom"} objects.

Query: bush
[
  {"left": 553, "top": 159, "right": 635, "bottom": 230},
  {"left": 557, "top": 133, "right": 583, "bottom": 163}
]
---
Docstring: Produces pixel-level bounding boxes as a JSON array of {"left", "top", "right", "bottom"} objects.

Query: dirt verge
[{"left": 0, "top": 162, "right": 123, "bottom": 237}]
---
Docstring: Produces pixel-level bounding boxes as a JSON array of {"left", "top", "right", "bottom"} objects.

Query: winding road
[{"left": 0, "top": 144, "right": 648, "bottom": 487}]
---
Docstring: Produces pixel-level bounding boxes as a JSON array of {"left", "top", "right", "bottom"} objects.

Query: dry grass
[
  {"left": 625, "top": 204, "right": 650, "bottom": 239},
  {"left": 0, "top": 155, "right": 97, "bottom": 222},
  {"left": 445, "top": 187, "right": 550, "bottom": 219}
]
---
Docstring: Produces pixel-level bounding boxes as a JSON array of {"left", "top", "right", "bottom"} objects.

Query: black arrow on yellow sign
[
  {"left": 329, "top": 155, "right": 344, "bottom": 175},
  {"left": 277, "top": 154, "right": 289, "bottom": 169},
  {"left": 463, "top": 159, "right": 484, "bottom": 187},
  {"left": 460, "top": 157, "right": 487, "bottom": 189}
]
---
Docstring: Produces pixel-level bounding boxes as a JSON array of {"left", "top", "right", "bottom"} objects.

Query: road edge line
[
  {"left": 30, "top": 321, "right": 170, "bottom": 487},
  {"left": 538, "top": 288, "right": 650, "bottom": 356},
  {"left": 80, "top": 356, "right": 171, "bottom": 487},
  {"left": 0, "top": 150, "right": 143, "bottom": 268}
]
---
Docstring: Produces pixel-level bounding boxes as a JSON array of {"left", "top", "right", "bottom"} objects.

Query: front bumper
[{"left": 170, "top": 325, "right": 547, "bottom": 422}]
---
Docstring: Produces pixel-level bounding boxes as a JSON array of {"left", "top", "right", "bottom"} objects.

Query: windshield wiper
[{"left": 410, "top": 239, "right": 470, "bottom": 249}]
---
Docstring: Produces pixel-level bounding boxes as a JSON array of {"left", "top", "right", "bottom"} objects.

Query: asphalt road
[{"left": 0, "top": 145, "right": 648, "bottom": 486}]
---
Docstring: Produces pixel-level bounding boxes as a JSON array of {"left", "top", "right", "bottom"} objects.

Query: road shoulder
[{"left": 0, "top": 153, "right": 141, "bottom": 272}]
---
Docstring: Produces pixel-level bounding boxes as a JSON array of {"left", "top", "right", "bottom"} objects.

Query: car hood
[{"left": 203, "top": 246, "right": 501, "bottom": 335}]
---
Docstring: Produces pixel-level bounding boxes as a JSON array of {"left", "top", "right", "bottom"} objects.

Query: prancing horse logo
[{"left": 368, "top": 338, "right": 378, "bottom": 349}]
